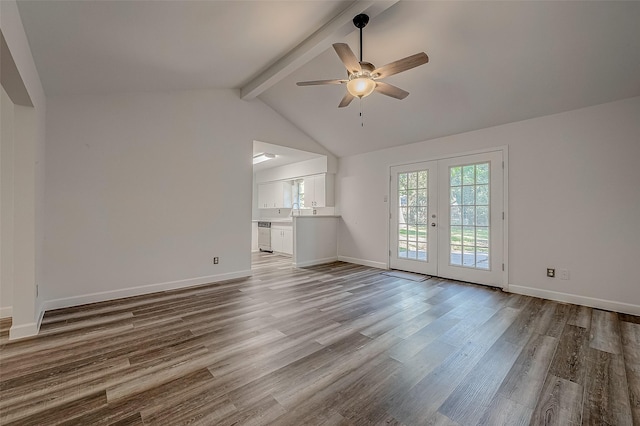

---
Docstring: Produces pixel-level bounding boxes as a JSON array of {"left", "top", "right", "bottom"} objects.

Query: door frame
[{"left": 386, "top": 146, "right": 509, "bottom": 290}]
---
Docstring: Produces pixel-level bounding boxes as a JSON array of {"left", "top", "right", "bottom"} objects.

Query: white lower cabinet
[
  {"left": 283, "top": 228, "right": 293, "bottom": 254},
  {"left": 271, "top": 226, "right": 293, "bottom": 255}
]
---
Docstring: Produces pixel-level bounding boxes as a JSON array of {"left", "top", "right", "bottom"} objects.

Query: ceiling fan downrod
[{"left": 353, "top": 13, "right": 369, "bottom": 62}]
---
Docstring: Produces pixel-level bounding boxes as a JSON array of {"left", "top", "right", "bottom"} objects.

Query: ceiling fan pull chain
[{"left": 360, "top": 98, "right": 364, "bottom": 127}]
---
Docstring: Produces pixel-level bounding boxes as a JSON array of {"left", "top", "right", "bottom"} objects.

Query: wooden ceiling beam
[{"left": 240, "top": 0, "right": 398, "bottom": 100}]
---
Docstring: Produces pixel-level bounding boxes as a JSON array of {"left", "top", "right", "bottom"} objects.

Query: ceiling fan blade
[
  {"left": 296, "top": 79, "right": 346, "bottom": 86},
  {"left": 338, "top": 92, "right": 355, "bottom": 108},
  {"left": 372, "top": 52, "right": 429, "bottom": 79},
  {"left": 333, "top": 43, "right": 361, "bottom": 74},
  {"left": 375, "top": 82, "right": 409, "bottom": 100}
]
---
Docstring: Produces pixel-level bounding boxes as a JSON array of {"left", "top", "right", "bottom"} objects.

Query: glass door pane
[
  {"left": 448, "top": 162, "right": 490, "bottom": 269},
  {"left": 397, "top": 171, "right": 428, "bottom": 261}
]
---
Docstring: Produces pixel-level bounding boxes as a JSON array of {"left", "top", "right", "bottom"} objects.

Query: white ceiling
[{"left": 16, "top": 1, "right": 640, "bottom": 158}]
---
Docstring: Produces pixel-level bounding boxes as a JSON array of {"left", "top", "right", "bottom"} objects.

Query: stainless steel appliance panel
[{"left": 257, "top": 222, "right": 272, "bottom": 252}]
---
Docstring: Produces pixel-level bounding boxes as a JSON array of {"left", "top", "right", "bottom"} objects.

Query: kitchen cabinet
[
  {"left": 258, "top": 181, "right": 292, "bottom": 208},
  {"left": 271, "top": 225, "right": 293, "bottom": 255},
  {"left": 257, "top": 183, "right": 272, "bottom": 208},
  {"left": 302, "top": 174, "right": 334, "bottom": 208}
]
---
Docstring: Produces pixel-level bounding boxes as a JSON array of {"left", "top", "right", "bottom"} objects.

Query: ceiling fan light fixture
[{"left": 346, "top": 76, "right": 376, "bottom": 98}]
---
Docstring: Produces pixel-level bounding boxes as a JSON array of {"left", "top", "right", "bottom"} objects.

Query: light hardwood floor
[{"left": 1, "top": 252, "right": 639, "bottom": 425}]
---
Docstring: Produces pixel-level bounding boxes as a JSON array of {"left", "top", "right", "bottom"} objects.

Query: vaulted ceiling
[{"left": 16, "top": 0, "right": 640, "bottom": 157}]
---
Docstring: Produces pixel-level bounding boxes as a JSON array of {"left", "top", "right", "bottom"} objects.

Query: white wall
[
  {"left": 337, "top": 97, "right": 640, "bottom": 314},
  {"left": 1, "top": 0, "right": 47, "bottom": 338},
  {"left": 44, "top": 89, "right": 326, "bottom": 307}
]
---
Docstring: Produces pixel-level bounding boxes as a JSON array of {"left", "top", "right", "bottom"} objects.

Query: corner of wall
[
  {"left": 1, "top": 0, "right": 47, "bottom": 340},
  {"left": 8, "top": 307, "right": 42, "bottom": 340}
]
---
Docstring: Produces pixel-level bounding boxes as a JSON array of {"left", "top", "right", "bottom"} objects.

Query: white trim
[
  {"left": 9, "top": 318, "right": 41, "bottom": 340},
  {"left": 294, "top": 256, "right": 338, "bottom": 268},
  {"left": 0, "top": 306, "right": 13, "bottom": 318},
  {"left": 37, "top": 305, "right": 45, "bottom": 332},
  {"left": 502, "top": 145, "right": 509, "bottom": 292},
  {"left": 338, "top": 256, "right": 387, "bottom": 270},
  {"left": 41, "top": 270, "right": 252, "bottom": 312},
  {"left": 509, "top": 285, "right": 640, "bottom": 316}
]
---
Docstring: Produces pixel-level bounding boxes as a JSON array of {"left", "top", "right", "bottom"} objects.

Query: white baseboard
[
  {"left": 337, "top": 256, "right": 387, "bottom": 270},
  {"left": 509, "top": 285, "right": 640, "bottom": 316},
  {"left": 7, "top": 305, "right": 45, "bottom": 340},
  {"left": 9, "top": 320, "right": 39, "bottom": 340},
  {"left": 294, "top": 256, "right": 338, "bottom": 268},
  {"left": 42, "top": 270, "right": 252, "bottom": 313},
  {"left": 0, "top": 305, "right": 12, "bottom": 318}
]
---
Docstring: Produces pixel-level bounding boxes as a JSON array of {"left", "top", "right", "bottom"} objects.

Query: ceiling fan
[{"left": 297, "top": 13, "right": 429, "bottom": 108}]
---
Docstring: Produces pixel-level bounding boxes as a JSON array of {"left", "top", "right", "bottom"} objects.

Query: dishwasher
[{"left": 257, "top": 221, "right": 272, "bottom": 252}]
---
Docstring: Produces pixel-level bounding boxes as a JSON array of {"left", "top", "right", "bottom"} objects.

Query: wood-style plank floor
[{"left": 1, "top": 252, "right": 639, "bottom": 425}]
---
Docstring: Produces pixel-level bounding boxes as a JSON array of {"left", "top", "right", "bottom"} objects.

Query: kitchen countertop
[
  {"left": 291, "top": 215, "right": 341, "bottom": 218},
  {"left": 252, "top": 215, "right": 340, "bottom": 223}
]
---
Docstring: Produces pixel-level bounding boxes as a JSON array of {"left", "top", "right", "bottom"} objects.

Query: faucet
[{"left": 290, "top": 202, "right": 300, "bottom": 217}]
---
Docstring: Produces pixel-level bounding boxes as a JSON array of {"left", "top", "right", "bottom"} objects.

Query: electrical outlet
[
  {"left": 547, "top": 268, "right": 555, "bottom": 278},
  {"left": 558, "top": 269, "right": 570, "bottom": 280},
  {"left": 213, "top": 257, "right": 219, "bottom": 264}
]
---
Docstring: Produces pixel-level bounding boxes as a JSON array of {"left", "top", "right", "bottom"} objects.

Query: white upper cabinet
[
  {"left": 258, "top": 181, "right": 292, "bottom": 208},
  {"left": 257, "top": 173, "right": 333, "bottom": 209},
  {"left": 302, "top": 174, "right": 334, "bottom": 208},
  {"left": 257, "top": 183, "right": 271, "bottom": 208}
]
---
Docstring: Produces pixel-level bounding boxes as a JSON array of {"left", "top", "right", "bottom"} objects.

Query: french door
[
  {"left": 389, "top": 161, "right": 439, "bottom": 276},
  {"left": 389, "top": 151, "right": 505, "bottom": 288}
]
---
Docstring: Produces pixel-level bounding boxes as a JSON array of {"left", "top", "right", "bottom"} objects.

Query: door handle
[{"left": 431, "top": 223, "right": 436, "bottom": 227}]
